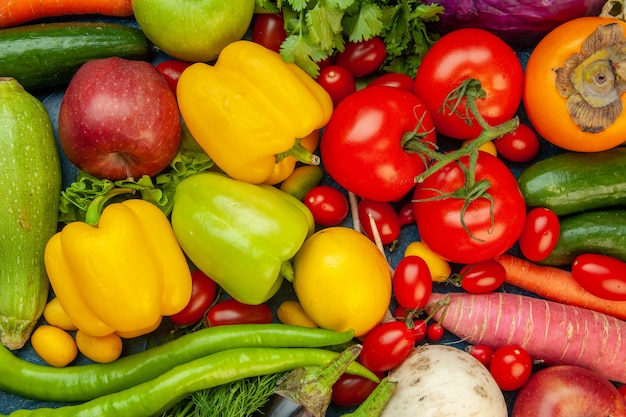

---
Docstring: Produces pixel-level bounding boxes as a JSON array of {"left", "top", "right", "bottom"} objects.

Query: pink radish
[{"left": 426, "top": 292, "right": 626, "bottom": 384}]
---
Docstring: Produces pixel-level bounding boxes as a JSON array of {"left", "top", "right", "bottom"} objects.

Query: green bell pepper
[{"left": 171, "top": 172, "right": 314, "bottom": 305}]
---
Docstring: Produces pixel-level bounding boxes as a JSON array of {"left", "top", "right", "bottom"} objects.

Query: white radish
[{"left": 381, "top": 344, "right": 507, "bottom": 417}]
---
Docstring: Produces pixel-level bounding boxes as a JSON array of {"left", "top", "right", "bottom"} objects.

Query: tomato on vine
[
  {"left": 426, "top": 322, "right": 444, "bottom": 342},
  {"left": 414, "top": 28, "right": 523, "bottom": 140}
]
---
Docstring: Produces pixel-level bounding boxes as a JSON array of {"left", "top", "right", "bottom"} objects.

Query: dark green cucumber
[
  {"left": 0, "top": 78, "right": 61, "bottom": 350},
  {"left": 0, "top": 22, "right": 152, "bottom": 90},
  {"left": 517, "top": 147, "right": 626, "bottom": 216},
  {"left": 539, "top": 210, "right": 626, "bottom": 266}
]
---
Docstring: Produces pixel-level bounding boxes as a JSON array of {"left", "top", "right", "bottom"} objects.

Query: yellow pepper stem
[
  {"left": 84, "top": 188, "right": 136, "bottom": 226},
  {"left": 276, "top": 138, "right": 321, "bottom": 165}
]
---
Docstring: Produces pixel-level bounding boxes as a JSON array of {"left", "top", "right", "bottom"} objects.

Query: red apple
[
  {"left": 58, "top": 57, "right": 181, "bottom": 180},
  {"left": 512, "top": 365, "right": 626, "bottom": 417}
]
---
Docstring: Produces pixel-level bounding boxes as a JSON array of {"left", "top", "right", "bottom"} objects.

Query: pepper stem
[
  {"left": 84, "top": 187, "right": 136, "bottom": 226},
  {"left": 276, "top": 137, "right": 320, "bottom": 165}
]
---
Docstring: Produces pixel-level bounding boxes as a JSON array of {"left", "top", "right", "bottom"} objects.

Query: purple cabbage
[{"left": 429, "top": 0, "right": 609, "bottom": 48}]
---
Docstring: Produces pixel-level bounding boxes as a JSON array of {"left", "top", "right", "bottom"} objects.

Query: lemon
[
  {"left": 293, "top": 227, "right": 392, "bottom": 337},
  {"left": 75, "top": 330, "right": 123, "bottom": 364},
  {"left": 30, "top": 325, "right": 77, "bottom": 367},
  {"left": 43, "top": 297, "right": 78, "bottom": 331}
]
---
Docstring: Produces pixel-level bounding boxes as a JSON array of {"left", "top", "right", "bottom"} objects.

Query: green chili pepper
[
  {"left": 171, "top": 172, "right": 314, "bottom": 305},
  {"left": 2, "top": 347, "right": 376, "bottom": 417},
  {"left": 0, "top": 324, "right": 357, "bottom": 402}
]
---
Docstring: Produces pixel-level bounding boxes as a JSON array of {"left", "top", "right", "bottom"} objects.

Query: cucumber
[
  {"left": 0, "top": 78, "right": 61, "bottom": 350},
  {"left": 539, "top": 210, "right": 626, "bottom": 266},
  {"left": 0, "top": 22, "right": 152, "bottom": 90},
  {"left": 517, "top": 147, "right": 626, "bottom": 216}
]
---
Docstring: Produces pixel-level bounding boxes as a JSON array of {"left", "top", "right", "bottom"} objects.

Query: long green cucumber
[
  {"left": 517, "top": 147, "right": 626, "bottom": 216},
  {"left": 0, "top": 78, "right": 61, "bottom": 350},
  {"left": 0, "top": 22, "right": 152, "bottom": 90},
  {"left": 539, "top": 209, "right": 626, "bottom": 266}
]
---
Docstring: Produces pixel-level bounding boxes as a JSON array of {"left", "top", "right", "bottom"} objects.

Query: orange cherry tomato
[{"left": 524, "top": 16, "right": 626, "bottom": 152}]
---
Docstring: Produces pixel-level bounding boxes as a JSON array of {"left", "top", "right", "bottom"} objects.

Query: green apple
[{"left": 132, "top": 0, "right": 256, "bottom": 62}]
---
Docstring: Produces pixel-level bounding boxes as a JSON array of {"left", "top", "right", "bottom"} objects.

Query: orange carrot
[
  {"left": 0, "top": 0, "right": 133, "bottom": 29},
  {"left": 495, "top": 253, "right": 626, "bottom": 321}
]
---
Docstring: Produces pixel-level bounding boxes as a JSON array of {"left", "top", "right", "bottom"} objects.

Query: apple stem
[{"left": 84, "top": 188, "right": 137, "bottom": 226}]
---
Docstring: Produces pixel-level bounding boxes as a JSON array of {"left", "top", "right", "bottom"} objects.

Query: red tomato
[
  {"left": 170, "top": 270, "right": 217, "bottom": 325},
  {"left": 397, "top": 201, "right": 415, "bottom": 226},
  {"left": 426, "top": 322, "right": 444, "bottom": 342},
  {"left": 572, "top": 254, "right": 626, "bottom": 301},
  {"left": 360, "top": 320, "right": 416, "bottom": 372},
  {"left": 393, "top": 308, "right": 427, "bottom": 343},
  {"left": 155, "top": 60, "right": 192, "bottom": 97},
  {"left": 251, "top": 13, "right": 287, "bottom": 53},
  {"left": 331, "top": 371, "right": 383, "bottom": 407},
  {"left": 358, "top": 199, "right": 401, "bottom": 245},
  {"left": 459, "top": 259, "right": 506, "bottom": 294},
  {"left": 518, "top": 207, "right": 560, "bottom": 262},
  {"left": 466, "top": 344, "right": 494, "bottom": 366},
  {"left": 493, "top": 123, "right": 540, "bottom": 163},
  {"left": 206, "top": 299, "right": 273, "bottom": 326},
  {"left": 334, "top": 37, "right": 387, "bottom": 77},
  {"left": 412, "top": 151, "right": 526, "bottom": 264},
  {"left": 414, "top": 28, "right": 523, "bottom": 140},
  {"left": 410, "top": 318, "right": 427, "bottom": 343},
  {"left": 489, "top": 345, "right": 532, "bottom": 391},
  {"left": 316, "top": 65, "right": 356, "bottom": 106},
  {"left": 368, "top": 72, "right": 414, "bottom": 93},
  {"left": 303, "top": 185, "right": 349, "bottom": 227},
  {"left": 321, "top": 86, "right": 436, "bottom": 202},
  {"left": 393, "top": 256, "right": 433, "bottom": 310}
]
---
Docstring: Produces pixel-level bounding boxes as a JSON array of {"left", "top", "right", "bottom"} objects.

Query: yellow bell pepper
[
  {"left": 44, "top": 199, "right": 192, "bottom": 338},
  {"left": 177, "top": 40, "right": 333, "bottom": 184}
]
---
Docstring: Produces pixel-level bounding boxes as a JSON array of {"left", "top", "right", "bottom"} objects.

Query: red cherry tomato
[
  {"left": 368, "top": 72, "right": 414, "bottom": 93},
  {"left": 360, "top": 320, "right": 416, "bottom": 372},
  {"left": 518, "top": 207, "right": 560, "bottom": 262},
  {"left": 251, "top": 13, "right": 287, "bottom": 53},
  {"left": 572, "top": 253, "right": 626, "bottom": 301},
  {"left": 358, "top": 199, "right": 401, "bottom": 245},
  {"left": 316, "top": 65, "right": 356, "bottom": 106},
  {"left": 466, "top": 344, "right": 494, "bottom": 366},
  {"left": 393, "top": 256, "right": 433, "bottom": 310},
  {"left": 493, "top": 123, "right": 541, "bottom": 163},
  {"left": 206, "top": 299, "right": 273, "bottom": 326},
  {"left": 414, "top": 28, "right": 523, "bottom": 140},
  {"left": 410, "top": 318, "right": 427, "bottom": 343},
  {"left": 334, "top": 37, "right": 387, "bottom": 77},
  {"left": 397, "top": 201, "right": 415, "bottom": 226},
  {"left": 169, "top": 270, "right": 217, "bottom": 325},
  {"left": 303, "top": 185, "right": 349, "bottom": 227},
  {"left": 489, "top": 345, "right": 532, "bottom": 391},
  {"left": 331, "top": 371, "right": 384, "bottom": 407},
  {"left": 459, "top": 259, "right": 507, "bottom": 294},
  {"left": 426, "top": 322, "right": 445, "bottom": 342},
  {"left": 393, "top": 308, "right": 427, "bottom": 343},
  {"left": 155, "top": 59, "right": 192, "bottom": 97}
]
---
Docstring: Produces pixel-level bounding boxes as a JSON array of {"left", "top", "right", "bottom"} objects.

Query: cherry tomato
[
  {"left": 518, "top": 207, "right": 560, "bottom": 262},
  {"left": 459, "top": 259, "right": 507, "bottom": 294},
  {"left": 414, "top": 28, "right": 523, "bottom": 140},
  {"left": 572, "top": 253, "right": 626, "bottom": 301},
  {"left": 413, "top": 151, "right": 526, "bottom": 264},
  {"left": 392, "top": 308, "right": 427, "bottom": 343},
  {"left": 426, "top": 322, "right": 444, "bottom": 342},
  {"left": 334, "top": 37, "right": 387, "bottom": 77},
  {"left": 525, "top": 18, "right": 626, "bottom": 152},
  {"left": 466, "top": 344, "right": 494, "bottom": 366},
  {"left": 360, "top": 320, "right": 416, "bottom": 372},
  {"left": 316, "top": 65, "right": 356, "bottom": 106},
  {"left": 321, "top": 86, "right": 436, "bottom": 202},
  {"left": 410, "top": 318, "right": 427, "bottom": 343},
  {"left": 358, "top": 199, "right": 401, "bottom": 245},
  {"left": 493, "top": 123, "right": 540, "bottom": 163},
  {"left": 156, "top": 60, "right": 192, "bottom": 97},
  {"left": 368, "top": 72, "right": 414, "bottom": 93},
  {"left": 393, "top": 256, "right": 433, "bottom": 310},
  {"left": 331, "top": 371, "right": 384, "bottom": 407},
  {"left": 303, "top": 185, "right": 349, "bottom": 227},
  {"left": 251, "top": 13, "right": 287, "bottom": 53},
  {"left": 397, "top": 201, "right": 415, "bottom": 226},
  {"left": 206, "top": 299, "right": 273, "bottom": 326},
  {"left": 489, "top": 345, "right": 532, "bottom": 391},
  {"left": 170, "top": 270, "right": 217, "bottom": 325}
]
